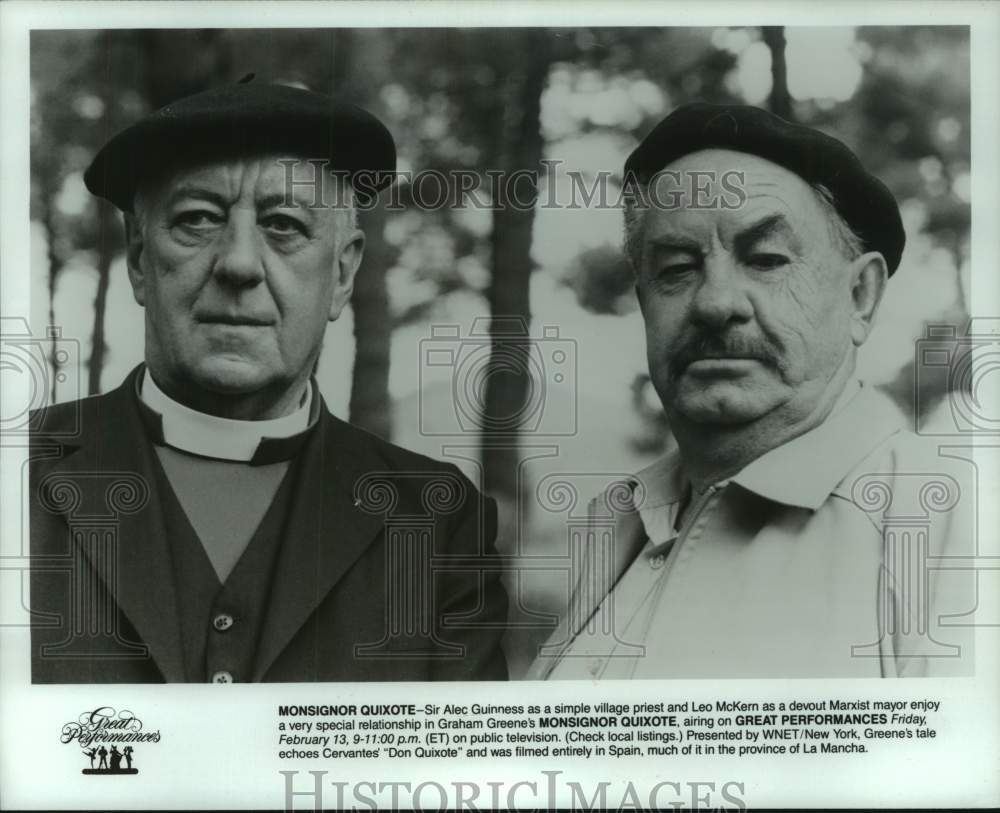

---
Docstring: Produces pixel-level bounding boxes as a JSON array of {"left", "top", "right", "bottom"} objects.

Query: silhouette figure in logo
[
  {"left": 109, "top": 745, "right": 122, "bottom": 771},
  {"left": 84, "top": 747, "right": 98, "bottom": 768},
  {"left": 97, "top": 746, "right": 108, "bottom": 770},
  {"left": 123, "top": 746, "right": 134, "bottom": 770}
]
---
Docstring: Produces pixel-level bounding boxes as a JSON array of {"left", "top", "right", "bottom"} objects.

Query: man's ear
[
  {"left": 123, "top": 212, "right": 147, "bottom": 307},
  {"left": 848, "top": 251, "right": 888, "bottom": 346},
  {"left": 329, "top": 228, "right": 366, "bottom": 321}
]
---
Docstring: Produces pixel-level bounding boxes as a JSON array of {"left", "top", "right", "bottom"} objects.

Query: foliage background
[{"left": 29, "top": 26, "right": 970, "bottom": 676}]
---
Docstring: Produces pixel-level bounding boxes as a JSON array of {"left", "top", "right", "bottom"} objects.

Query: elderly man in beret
[
  {"left": 29, "top": 79, "right": 508, "bottom": 683},
  {"left": 530, "top": 103, "right": 974, "bottom": 680}
]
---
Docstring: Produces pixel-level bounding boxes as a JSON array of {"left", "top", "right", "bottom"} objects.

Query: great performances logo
[{"left": 60, "top": 706, "right": 162, "bottom": 776}]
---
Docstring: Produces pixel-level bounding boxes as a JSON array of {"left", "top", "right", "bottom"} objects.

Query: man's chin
[
  {"left": 670, "top": 382, "right": 779, "bottom": 425},
  {"left": 189, "top": 357, "right": 276, "bottom": 395}
]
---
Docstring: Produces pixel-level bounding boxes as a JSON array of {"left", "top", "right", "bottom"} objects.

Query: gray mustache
[{"left": 671, "top": 334, "right": 779, "bottom": 372}]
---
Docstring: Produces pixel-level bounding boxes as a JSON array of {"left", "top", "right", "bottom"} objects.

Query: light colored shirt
[{"left": 532, "top": 384, "right": 976, "bottom": 679}]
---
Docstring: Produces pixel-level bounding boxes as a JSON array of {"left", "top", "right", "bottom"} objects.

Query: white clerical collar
[{"left": 140, "top": 369, "right": 312, "bottom": 462}]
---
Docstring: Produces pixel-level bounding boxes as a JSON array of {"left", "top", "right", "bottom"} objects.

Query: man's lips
[
  {"left": 197, "top": 314, "right": 274, "bottom": 326},
  {"left": 682, "top": 357, "right": 765, "bottom": 374}
]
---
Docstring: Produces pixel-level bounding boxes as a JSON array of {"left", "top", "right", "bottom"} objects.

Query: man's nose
[
  {"left": 211, "top": 215, "right": 265, "bottom": 287},
  {"left": 690, "top": 254, "right": 753, "bottom": 328}
]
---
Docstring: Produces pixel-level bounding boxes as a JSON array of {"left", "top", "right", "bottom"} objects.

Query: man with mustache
[
  {"left": 29, "top": 79, "right": 508, "bottom": 683},
  {"left": 529, "top": 103, "right": 974, "bottom": 679}
]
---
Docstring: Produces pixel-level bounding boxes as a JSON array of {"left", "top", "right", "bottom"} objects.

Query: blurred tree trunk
[
  {"left": 334, "top": 30, "right": 396, "bottom": 439},
  {"left": 762, "top": 27, "right": 792, "bottom": 120},
  {"left": 348, "top": 198, "right": 393, "bottom": 438},
  {"left": 87, "top": 199, "right": 116, "bottom": 394},
  {"left": 482, "top": 31, "right": 551, "bottom": 504},
  {"left": 86, "top": 32, "right": 117, "bottom": 395},
  {"left": 40, "top": 193, "right": 64, "bottom": 403}
]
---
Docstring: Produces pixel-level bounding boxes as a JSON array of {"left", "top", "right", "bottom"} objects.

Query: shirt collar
[
  {"left": 138, "top": 367, "right": 317, "bottom": 463},
  {"left": 631, "top": 381, "right": 905, "bottom": 513}
]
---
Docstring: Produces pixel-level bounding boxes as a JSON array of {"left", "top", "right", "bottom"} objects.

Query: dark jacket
[{"left": 29, "top": 367, "right": 509, "bottom": 682}]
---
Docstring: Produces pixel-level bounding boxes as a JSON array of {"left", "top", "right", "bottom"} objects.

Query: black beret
[
  {"left": 624, "top": 102, "right": 905, "bottom": 275},
  {"left": 84, "top": 77, "right": 396, "bottom": 211}
]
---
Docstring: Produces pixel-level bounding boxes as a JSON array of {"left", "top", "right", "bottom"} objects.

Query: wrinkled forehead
[
  {"left": 644, "top": 148, "right": 830, "bottom": 240},
  {"left": 135, "top": 151, "right": 340, "bottom": 209}
]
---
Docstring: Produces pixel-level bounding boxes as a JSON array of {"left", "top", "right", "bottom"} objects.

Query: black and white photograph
[{"left": 1, "top": 2, "right": 998, "bottom": 810}]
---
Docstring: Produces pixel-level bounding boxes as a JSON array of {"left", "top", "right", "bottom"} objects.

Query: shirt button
[
  {"left": 650, "top": 554, "right": 666, "bottom": 569},
  {"left": 213, "top": 613, "right": 234, "bottom": 632},
  {"left": 211, "top": 671, "right": 234, "bottom": 684}
]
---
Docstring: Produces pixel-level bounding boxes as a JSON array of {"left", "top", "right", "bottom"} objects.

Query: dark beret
[
  {"left": 624, "top": 102, "right": 905, "bottom": 275},
  {"left": 84, "top": 77, "right": 396, "bottom": 211}
]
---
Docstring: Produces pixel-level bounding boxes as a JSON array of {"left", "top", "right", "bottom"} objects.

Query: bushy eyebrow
[
  {"left": 647, "top": 233, "right": 703, "bottom": 255},
  {"left": 165, "top": 186, "right": 228, "bottom": 208},
  {"left": 257, "top": 193, "right": 311, "bottom": 211},
  {"left": 646, "top": 214, "right": 801, "bottom": 257},
  {"left": 164, "top": 186, "right": 314, "bottom": 214},
  {"left": 733, "top": 214, "right": 801, "bottom": 254}
]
